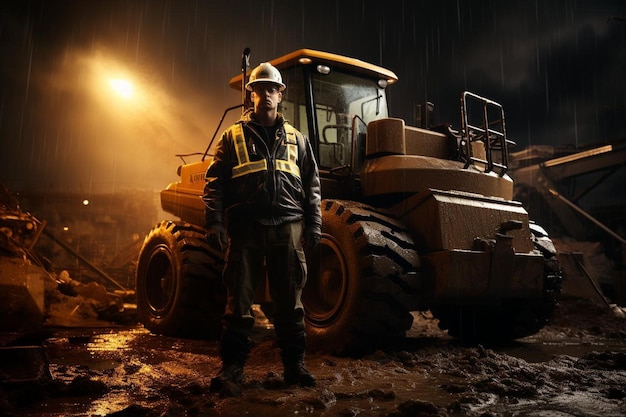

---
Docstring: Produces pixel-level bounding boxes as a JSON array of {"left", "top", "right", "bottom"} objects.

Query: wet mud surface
[{"left": 2, "top": 297, "right": 625, "bottom": 417}]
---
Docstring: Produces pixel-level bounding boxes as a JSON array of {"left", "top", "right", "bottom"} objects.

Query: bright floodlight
[{"left": 109, "top": 78, "right": 134, "bottom": 99}]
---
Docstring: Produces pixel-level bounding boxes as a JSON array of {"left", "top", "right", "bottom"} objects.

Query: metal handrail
[{"left": 461, "top": 91, "right": 510, "bottom": 176}]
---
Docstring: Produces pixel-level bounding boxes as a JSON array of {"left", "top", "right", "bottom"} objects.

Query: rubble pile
[
  {"left": 0, "top": 182, "right": 136, "bottom": 334},
  {"left": 45, "top": 271, "right": 134, "bottom": 328}
]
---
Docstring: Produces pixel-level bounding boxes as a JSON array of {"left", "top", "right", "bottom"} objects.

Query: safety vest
[{"left": 231, "top": 123, "right": 301, "bottom": 180}]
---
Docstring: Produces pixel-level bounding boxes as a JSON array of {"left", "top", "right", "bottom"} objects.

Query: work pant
[{"left": 219, "top": 220, "right": 308, "bottom": 365}]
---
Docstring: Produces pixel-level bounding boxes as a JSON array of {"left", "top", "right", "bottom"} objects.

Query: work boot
[
  {"left": 283, "top": 361, "right": 316, "bottom": 387},
  {"left": 275, "top": 315, "right": 314, "bottom": 386},
  {"left": 210, "top": 329, "right": 251, "bottom": 394},
  {"left": 209, "top": 362, "right": 244, "bottom": 393}
]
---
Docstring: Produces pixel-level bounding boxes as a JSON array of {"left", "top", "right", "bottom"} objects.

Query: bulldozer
[{"left": 136, "top": 49, "right": 562, "bottom": 354}]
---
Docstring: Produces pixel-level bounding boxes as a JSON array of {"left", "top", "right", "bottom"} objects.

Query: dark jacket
[{"left": 203, "top": 111, "right": 321, "bottom": 235}]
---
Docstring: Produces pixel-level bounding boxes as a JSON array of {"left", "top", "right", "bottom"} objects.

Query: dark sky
[{"left": 1, "top": 0, "right": 625, "bottom": 194}]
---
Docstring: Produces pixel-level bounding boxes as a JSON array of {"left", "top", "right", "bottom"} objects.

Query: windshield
[{"left": 280, "top": 67, "right": 389, "bottom": 170}]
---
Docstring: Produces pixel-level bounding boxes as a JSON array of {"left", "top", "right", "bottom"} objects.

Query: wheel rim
[
  {"left": 143, "top": 245, "right": 176, "bottom": 315},
  {"left": 303, "top": 234, "right": 348, "bottom": 326}
]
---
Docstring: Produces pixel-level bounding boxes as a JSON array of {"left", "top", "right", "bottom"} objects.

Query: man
[{"left": 202, "top": 62, "right": 322, "bottom": 393}]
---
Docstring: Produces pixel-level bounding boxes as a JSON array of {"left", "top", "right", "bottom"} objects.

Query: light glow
[{"left": 108, "top": 78, "right": 134, "bottom": 99}]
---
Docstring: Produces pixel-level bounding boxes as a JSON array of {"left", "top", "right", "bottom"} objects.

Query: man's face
[{"left": 251, "top": 82, "right": 282, "bottom": 112}]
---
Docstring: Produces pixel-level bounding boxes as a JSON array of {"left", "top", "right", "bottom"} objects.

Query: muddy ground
[{"left": 1, "top": 297, "right": 626, "bottom": 417}]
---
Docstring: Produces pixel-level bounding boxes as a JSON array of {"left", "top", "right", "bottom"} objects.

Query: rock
[
  {"left": 218, "top": 380, "right": 242, "bottom": 398},
  {"left": 105, "top": 404, "right": 152, "bottom": 417},
  {"left": 390, "top": 399, "right": 448, "bottom": 417}
]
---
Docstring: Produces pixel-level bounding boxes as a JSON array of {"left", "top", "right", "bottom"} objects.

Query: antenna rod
[{"left": 241, "top": 47, "right": 251, "bottom": 113}]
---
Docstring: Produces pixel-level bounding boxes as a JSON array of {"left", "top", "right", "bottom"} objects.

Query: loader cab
[
  {"left": 230, "top": 49, "right": 398, "bottom": 200},
  {"left": 279, "top": 62, "right": 391, "bottom": 199}
]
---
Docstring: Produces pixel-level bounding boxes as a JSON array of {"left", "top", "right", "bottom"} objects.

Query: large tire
[
  {"left": 303, "top": 200, "right": 420, "bottom": 355},
  {"left": 432, "top": 223, "right": 562, "bottom": 343},
  {"left": 136, "top": 221, "right": 225, "bottom": 339}
]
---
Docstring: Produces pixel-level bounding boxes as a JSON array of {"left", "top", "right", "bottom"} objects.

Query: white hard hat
[{"left": 245, "top": 62, "right": 286, "bottom": 91}]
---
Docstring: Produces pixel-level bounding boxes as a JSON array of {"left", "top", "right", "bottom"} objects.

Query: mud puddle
[{"left": 2, "top": 298, "right": 625, "bottom": 417}]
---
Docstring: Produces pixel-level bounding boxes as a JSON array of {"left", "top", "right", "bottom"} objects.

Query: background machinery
[{"left": 509, "top": 140, "right": 626, "bottom": 303}]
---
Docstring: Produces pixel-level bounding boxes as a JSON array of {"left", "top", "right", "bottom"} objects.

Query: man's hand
[
  {"left": 206, "top": 223, "right": 228, "bottom": 251},
  {"left": 303, "top": 227, "right": 321, "bottom": 251}
]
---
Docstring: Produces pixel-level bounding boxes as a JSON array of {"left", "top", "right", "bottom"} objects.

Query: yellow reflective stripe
[
  {"left": 232, "top": 124, "right": 249, "bottom": 164},
  {"left": 233, "top": 159, "right": 267, "bottom": 178},
  {"left": 284, "top": 124, "right": 297, "bottom": 144},
  {"left": 275, "top": 160, "right": 300, "bottom": 178},
  {"left": 281, "top": 124, "right": 301, "bottom": 178},
  {"left": 284, "top": 124, "right": 299, "bottom": 164},
  {"left": 231, "top": 124, "right": 268, "bottom": 178},
  {"left": 287, "top": 143, "right": 297, "bottom": 164}
]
